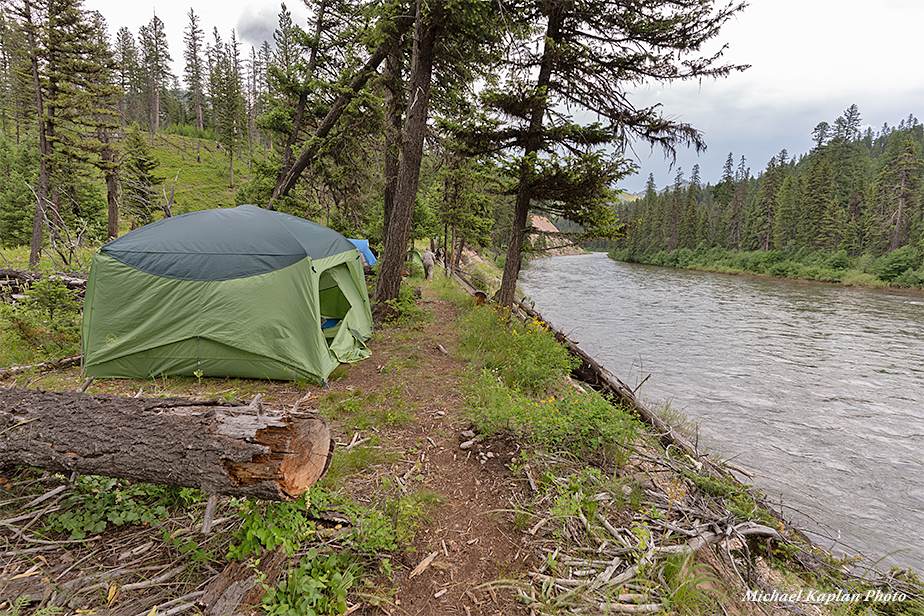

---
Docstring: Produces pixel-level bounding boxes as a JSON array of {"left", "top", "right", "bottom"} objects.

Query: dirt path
[{"left": 317, "top": 291, "right": 531, "bottom": 615}]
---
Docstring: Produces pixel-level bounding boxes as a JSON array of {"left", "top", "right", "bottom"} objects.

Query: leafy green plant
[
  {"left": 46, "top": 477, "right": 187, "bottom": 540},
  {"left": 261, "top": 548, "right": 361, "bottom": 616},
  {"left": 308, "top": 486, "right": 443, "bottom": 555},
  {"left": 465, "top": 371, "right": 639, "bottom": 463},
  {"left": 382, "top": 283, "right": 429, "bottom": 326},
  {"left": 459, "top": 304, "right": 577, "bottom": 396},
  {"left": 547, "top": 468, "right": 602, "bottom": 527},
  {"left": 228, "top": 494, "right": 315, "bottom": 559}
]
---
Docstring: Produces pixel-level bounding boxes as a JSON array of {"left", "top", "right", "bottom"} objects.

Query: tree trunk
[
  {"left": 382, "top": 49, "right": 404, "bottom": 243},
  {"left": 269, "top": 14, "right": 413, "bottom": 205},
  {"left": 23, "top": 0, "right": 48, "bottom": 270},
  {"left": 99, "top": 127, "right": 119, "bottom": 240},
  {"left": 373, "top": 0, "right": 439, "bottom": 313},
  {"left": 229, "top": 148, "right": 235, "bottom": 189},
  {"left": 495, "top": 5, "right": 565, "bottom": 306},
  {"left": 0, "top": 388, "right": 333, "bottom": 501}
]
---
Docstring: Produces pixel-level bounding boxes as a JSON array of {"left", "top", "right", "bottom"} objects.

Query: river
[{"left": 518, "top": 252, "right": 924, "bottom": 572}]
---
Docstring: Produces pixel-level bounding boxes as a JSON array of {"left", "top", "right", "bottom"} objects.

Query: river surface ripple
[{"left": 519, "top": 252, "right": 924, "bottom": 571}]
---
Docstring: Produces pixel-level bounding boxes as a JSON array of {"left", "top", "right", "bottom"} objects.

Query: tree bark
[
  {"left": 382, "top": 49, "right": 404, "bottom": 243},
  {"left": 200, "top": 547, "right": 288, "bottom": 616},
  {"left": 0, "top": 388, "right": 332, "bottom": 501},
  {"left": 373, "top": 0, "right": 439, "bottom": 313}
]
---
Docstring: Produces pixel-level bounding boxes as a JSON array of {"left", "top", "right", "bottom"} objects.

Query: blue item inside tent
[{"left": 348, "top": 239, "right": 377, "bottom": 266}]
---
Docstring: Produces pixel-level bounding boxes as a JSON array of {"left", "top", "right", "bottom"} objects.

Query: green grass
[
  {"left": 318, "top": 388, "right": 414, "bottom": 431},
  {"left": 147, "top": 133, "right": 252, "bottom": 215},
  {"left": 463, "top": 370, "right": 639, "bottom": 465}
]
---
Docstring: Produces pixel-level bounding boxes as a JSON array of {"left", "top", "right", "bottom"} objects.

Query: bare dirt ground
[{"left": 319, "top": 292, "right": 531, "bottom": 615}]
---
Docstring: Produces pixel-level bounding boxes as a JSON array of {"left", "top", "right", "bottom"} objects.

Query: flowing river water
[{"left": 518, "top": 252, "right": 924, "bottom": 572}]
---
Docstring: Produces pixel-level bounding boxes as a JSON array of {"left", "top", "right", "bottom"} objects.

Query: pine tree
[
  {"left": 746, "top": 153, "right": 784, "bottom": 251},
  {"left": 138, "top": 14, "right": 172, "bottom": 133},
  {"left": 801, "top": 157, "right": 838, "bottom": 250},
  {"left": 113, "top": 27, "right": 142, "bottom": 125},
  {"left": 463, "top": 0, "right": 747, "bottom": 306},
  {"left": 16, "top": 0, "right": 114, "bottom": 265},
  {"left": 119, "top": 126, "right": 163, "bottom": 227},
  {"left": 213, "top": 30, "right": 245, "bottom": 188},
  {"left": 0, "top": 12, "right": 36, "bottom": 142},
  {"left": 772, "top": 175, "right": 797, "bottom": 251},
  {"left": 865, "top": 135, "right": 923, "bottom": 252},
  {"left": 679, "top": 166, "right": 701, "bottom": 250},
  {"left": 183, "top": 9, "right": 205, "bottom": 133},
  {"left": 723, "top": 156, "right": 749, "bottom": 250},
  {"left": 373, "top": 0, "right": 501, "bottom": 310}
]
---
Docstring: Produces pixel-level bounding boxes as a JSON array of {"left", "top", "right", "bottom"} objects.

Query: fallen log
[
  {"left": 0, "top": 355, "right": 82, "bottom": 379},
  {"left": 0, "top": 268, "right": 86, "bottom": 292},
  {"left": 0, "top": 388, "right": 332, "bottom": 501}
]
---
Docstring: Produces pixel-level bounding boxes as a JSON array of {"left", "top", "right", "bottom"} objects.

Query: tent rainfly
[{"left": 82, "top": 205, "right": 374, "bottom": 383}]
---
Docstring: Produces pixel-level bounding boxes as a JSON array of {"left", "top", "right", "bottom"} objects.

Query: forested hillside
[
  {"left": 611, "top": 105, "right": 924, "bottom": 288},
  {"left": 0, "top": 0, "right": 750, "bottom": 309}
]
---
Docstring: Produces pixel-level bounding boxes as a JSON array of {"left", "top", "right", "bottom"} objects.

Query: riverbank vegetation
[
  {"left": 608, "top": 243, "right": 924, "bottom": 289},
  {"left": 608, "top": 105, "right": 924, "bottom": 289}
]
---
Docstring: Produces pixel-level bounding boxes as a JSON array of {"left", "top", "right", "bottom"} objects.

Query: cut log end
[{"left": 223, "top": 416, "right": 334, "bottom": 500}]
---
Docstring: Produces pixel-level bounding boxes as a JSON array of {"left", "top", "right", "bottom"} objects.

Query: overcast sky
[{"left": 85, "top": 0, "right": 924, "bottom": 193}]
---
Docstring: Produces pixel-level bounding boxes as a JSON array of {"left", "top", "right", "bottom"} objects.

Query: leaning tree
[{"left": 458, "top": 0, "right": 749, "bottom": 306}]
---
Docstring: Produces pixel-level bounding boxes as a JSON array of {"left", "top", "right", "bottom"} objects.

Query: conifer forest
[
  {"left": 1, "top": 0, "right": 922, "bottom": 294},
  {"left": 610, "top": 104, "right": 924, "bottom": 288}
]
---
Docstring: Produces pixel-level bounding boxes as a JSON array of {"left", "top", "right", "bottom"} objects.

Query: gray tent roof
[{"left": 101, "top": 205, "right": 357, "bottom": 281}]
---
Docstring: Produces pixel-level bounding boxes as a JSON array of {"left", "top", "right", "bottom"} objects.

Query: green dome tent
[{"left": 81, "top": 205, "right": 373, "bottom": 383}]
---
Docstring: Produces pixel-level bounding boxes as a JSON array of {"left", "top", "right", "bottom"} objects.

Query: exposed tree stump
[
  {"left": 199, "top": 548, "right": 288, "bottom": 616},
  {"left": 0, "top": 388, "right": 332, "bottom": 501}
]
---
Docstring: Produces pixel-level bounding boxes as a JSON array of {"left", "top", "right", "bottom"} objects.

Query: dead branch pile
[
  {"left": 0, "top": 268, "right": 86, "bottom": 303},
  {"left": 508, "top": 446, "right": 923, "bottom": 615}
]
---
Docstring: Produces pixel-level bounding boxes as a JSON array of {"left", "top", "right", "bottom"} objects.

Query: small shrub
[
  {"left": 871, "top": 246, "right": 920, "bottom": 282},
  {"left": 382, "top": 283, "right": 428, "bottom": 326},
  {"left": 0, "top": 278, "right": 81, "bottom": 364},
  {"left": 890, "top": 266, "right": 924, "bottom": 288},
  {"left": 227, "top": 494, "right": 314, "bottom": 559},
  {"left": 841, "top": 271, "right": 886, "bottom": 287},
  {"left": 825, "top": 249, "right": 850, "bottom": 270},
  {"left": 262, "top": 548, "right": 361, "bottom": 616},
  {"left": 767, "top": 260, "right": 801, "bottom": 279},
  {"left": 46, "top": 477, "right": 195, "bottom": 540}
]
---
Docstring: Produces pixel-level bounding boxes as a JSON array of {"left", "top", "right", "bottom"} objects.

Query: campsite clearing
[{"left": 1, "top": 272, "right": 920, "bottom": 615}]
